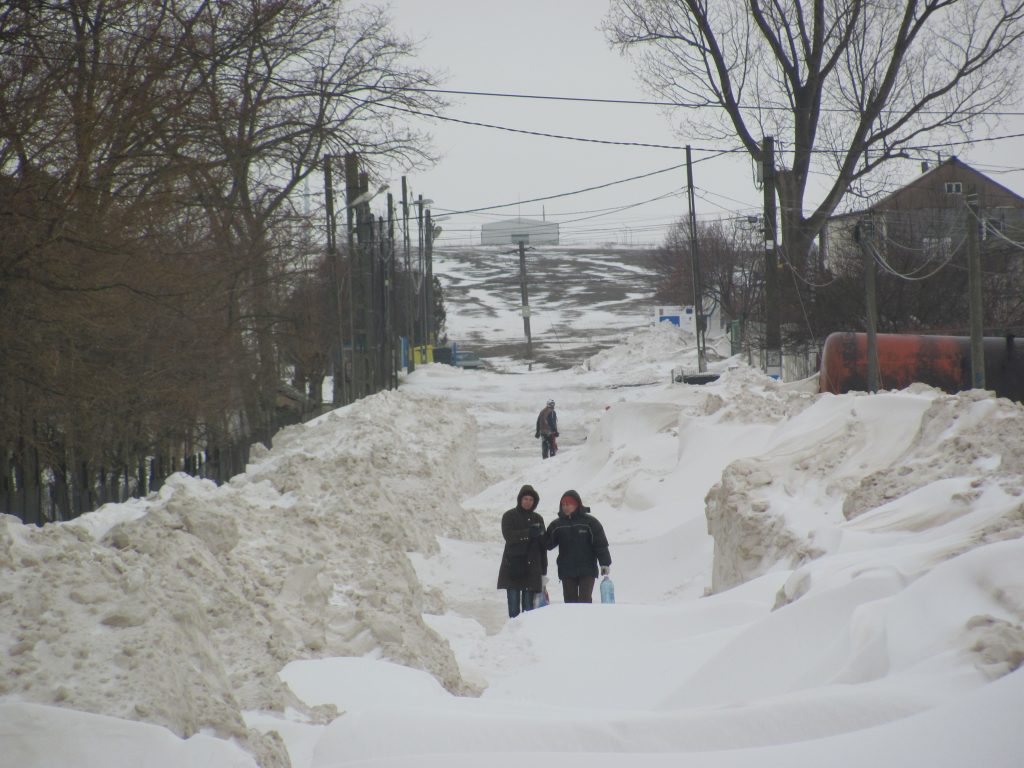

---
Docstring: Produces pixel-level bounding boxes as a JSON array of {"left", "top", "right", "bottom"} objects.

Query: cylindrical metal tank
[{"left": 819, "top": 332, "right": 1024, "bottom": 402}]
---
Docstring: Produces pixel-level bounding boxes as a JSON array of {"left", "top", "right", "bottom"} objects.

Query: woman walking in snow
[
  {"left": 545, "top": 489, "right": 611, "bottom": 603},
  {"left": 496, "top": 484, "right": 548, "bottom": 618}
]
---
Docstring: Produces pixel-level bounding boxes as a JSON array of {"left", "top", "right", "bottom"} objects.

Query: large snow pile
[
  {"left": 703, "top": 378, "right": 1024, "bottom": 597},
  {"left": 2, "top": 322, "right": 1023, "bottom": 768},
  {"left": 0, "top": 392, "right": 486, "bottom": 767}
]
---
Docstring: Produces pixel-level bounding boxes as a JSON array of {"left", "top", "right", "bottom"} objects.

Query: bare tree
[
  {"left": 173, "top": 0, "right": 444, "bottom": 441},
  {"left": 654, "top": 217, "right": 764, "bottom": 328},
  {"left": 606, "top": 1, "right": 1024, "bottom": 267},
  {"left": 0, "top": 0, "right": 228, "bottom": 517},
  {"left": 0, "top": 0, "right": 445, "bottom": 520}
]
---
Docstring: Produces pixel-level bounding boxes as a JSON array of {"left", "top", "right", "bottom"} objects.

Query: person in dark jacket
[
  {"left": 535, "top": 399, "right": 559, "bottom": 459},
  {"left": 545, "top": 489, "right": 611, "bottom": 603},
  {"left": 496, "top": 484, "right": 548, "bottom": 618}
]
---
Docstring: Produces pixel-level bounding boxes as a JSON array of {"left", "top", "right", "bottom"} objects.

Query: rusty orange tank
[{"left": 819, "top": 332, "right": 1024, "bottom": 402}]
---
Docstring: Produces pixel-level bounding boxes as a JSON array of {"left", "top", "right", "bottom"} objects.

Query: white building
[{"left": 480, "top": 218, "right": 559, "bottom": 245}]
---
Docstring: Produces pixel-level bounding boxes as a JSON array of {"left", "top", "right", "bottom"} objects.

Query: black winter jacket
[
  {"left": 536, "top": 406, "right": 558, "bottom": 437},
  {"left": 497, "top": 485, "right": 548, "bottom": 592},
  {"left": 545, "top": 490, "right": 611, "bottom": 579}
]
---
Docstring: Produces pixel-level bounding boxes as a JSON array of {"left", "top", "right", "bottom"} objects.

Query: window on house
[{"left": 945, "top": 181, "right": 962, "bottom": 194}]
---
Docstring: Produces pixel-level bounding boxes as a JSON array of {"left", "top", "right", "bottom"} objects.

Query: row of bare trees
[
  {"left": 1, "top": 0, "right": 443, "bottom": 523},
  {"left": 652, "top": 217, "right": 762, "bottom": 337}
]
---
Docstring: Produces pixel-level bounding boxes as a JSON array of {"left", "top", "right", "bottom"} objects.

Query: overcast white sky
[{"left": 380, "top": 0, "right": 1024, "bottom": 247}]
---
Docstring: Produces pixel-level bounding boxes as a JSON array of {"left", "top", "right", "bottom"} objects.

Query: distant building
[
  {"left": 822, "top": 157, "right": 1024, "bottom": 273},
  {"left": 481, "top": 217, "right": 559, "bottom": 245}
]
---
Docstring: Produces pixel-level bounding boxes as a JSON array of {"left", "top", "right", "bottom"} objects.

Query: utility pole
[
  {"left": 416, "top": 194, "right": 426, "bottom": 361},
  {"left": 344, "top": 154, "right": 367, "bottom": 398},
  {"left": 966, "top": 189, "right": 985, "bottom": 389},
  {"left": 516, "top": 239, "right": 533, "bottom": 366},
  {"left": 324, "top": 155, "right": 347, "bottom": 406},
  {"left": 401, "top": 177, "right": 411, "bottom": 371},
  {"left": 857, "top": 217, "right": 879, "bottom": 392},
  {"left": 686, "top": 145, "right": 706, "bottom": 372},
  {"left": 762, "top": 136, "right": 782, "bottom": 379},
  {"left": 425, "top": 207, "right": 434, "bottom": 347},
  {"left": 386, "top": 193, "right": 395, "bottom": 389},
  {"left": 357, "top": 170, "right": 376, "bottom": 394}
]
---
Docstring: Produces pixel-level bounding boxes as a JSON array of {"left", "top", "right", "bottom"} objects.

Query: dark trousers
[
  {"left": 560, "top": 576, "right": 596, "bottom": 603},
  {"left": 506, "top": 588, "right": 539, "bottom": 618},
  {"left": 541, "top": 434, "right": 558, "bottom": 459}
]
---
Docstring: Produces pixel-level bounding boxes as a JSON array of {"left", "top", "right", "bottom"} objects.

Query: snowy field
[{"left": 2, "top": 245, "right": 1023, "bottom": 768}]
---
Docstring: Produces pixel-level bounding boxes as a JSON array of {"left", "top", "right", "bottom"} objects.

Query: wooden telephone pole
[
  {"left": 762, "top": 136, "right": 782, "bottom": 379},
  {"left": 323, "top": 156, "right": 348, "bottom": 406},
  {"left": 685, "top": 145, "right": 706, "bottom": 373},
  {"left": 966, "top": 189, "right": 985, "bottom": 389},
  {"left": 517, "top": 239, "right": 533, "bottom": 364},
  {"left": 857, "top": 217, "right": 879, "bottom": 392}
]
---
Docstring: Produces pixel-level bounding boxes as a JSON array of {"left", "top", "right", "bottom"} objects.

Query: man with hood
[
  {"left": 497, "top": 484, "right": 548, "bottom": 618},
  {"left": 545, "top": 489, "right": 611, "bottom": 603}
]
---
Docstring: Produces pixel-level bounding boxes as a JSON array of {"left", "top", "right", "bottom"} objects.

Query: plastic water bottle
[{"left": 600, "top": 576, "right": 615, "bottom": 604}]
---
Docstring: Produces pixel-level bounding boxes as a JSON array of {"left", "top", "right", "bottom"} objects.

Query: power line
[
  {"left": 965, "top": 203, "right": 1024, "bottom": 251},
  {"left": 552, "top": 190, "right": 684, "bottom": 226},
  {"left": 375, "top": 86, "right": 1024, "bottom": 118},
  {"left": 379, "top": 100, "right": 1024, "bottom": 160},
  {"left": 870, "top": 238, "right": 960, "bottom": 281},
  {"left": 433, "top": 162, "right": 692, "bottom": 217},
  {"left": 463, "top": 198, "right": 677, "bottom": 219},
  {"left": 377, "top": 103, "right": 708, "bottom": 151}
]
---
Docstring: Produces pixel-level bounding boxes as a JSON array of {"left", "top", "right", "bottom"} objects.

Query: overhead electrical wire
[
  {"left": 963, "top": 201, "right": 1024, "bottom": 251},
  {"left": 374, "top": 86, "right": 1024, "bottom": 119},
  {"left": 377, "top": 103, "right": 712, "bottom": 151},
  {"left": 15, "top": 37, "right": 1017, "bottom": 242},
  {"left": 432, "top": 162, "right": 690, "bottom": 217},
  {"left": 6, "top": 34, "right": 1023, "bottom": 154},
  {"left": 869, "top": 237, "right": 961, "bottom": 281},
  {"left": 558, "top": 197, "right": 682, "bottom": 226},
  {"left": 381, "top": 100, "right": 1024, "bottom": 157}
]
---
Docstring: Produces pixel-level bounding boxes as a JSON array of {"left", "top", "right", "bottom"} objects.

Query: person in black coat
[
  {"left": 545, "top": 489, "right": 611, "bottom": 603},
  {"left": 535, "top": 399, "right": 559, "bottom": 459},
  {"left": 496, "top": 484, "right": 548, "bottom": 618}
]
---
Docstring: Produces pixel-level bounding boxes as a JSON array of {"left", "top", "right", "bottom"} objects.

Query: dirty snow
[{"left": 2, "top": 256, "right": 1023, "bottom": 768}]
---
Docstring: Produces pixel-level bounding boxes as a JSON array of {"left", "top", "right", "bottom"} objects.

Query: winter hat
[
  {"left": 559, "top": 490, "right": 582, "bottom": 509},
  {"left": 518, "top": 484, "right": 539, "bottom": 509}
]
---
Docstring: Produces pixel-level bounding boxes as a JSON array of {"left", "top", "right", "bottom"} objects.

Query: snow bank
[
  {"left": 0, "top": 390, "right": 487, "bottom": 767},
  {"left": 4, "top": 317, "right": 1023, "bottom": 768},
  {"left": 704, "top": 377, "right": 1024, "bottom": 595},
  {"left": 1, "top": 701, "right": 260, "bottom": 768}
]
